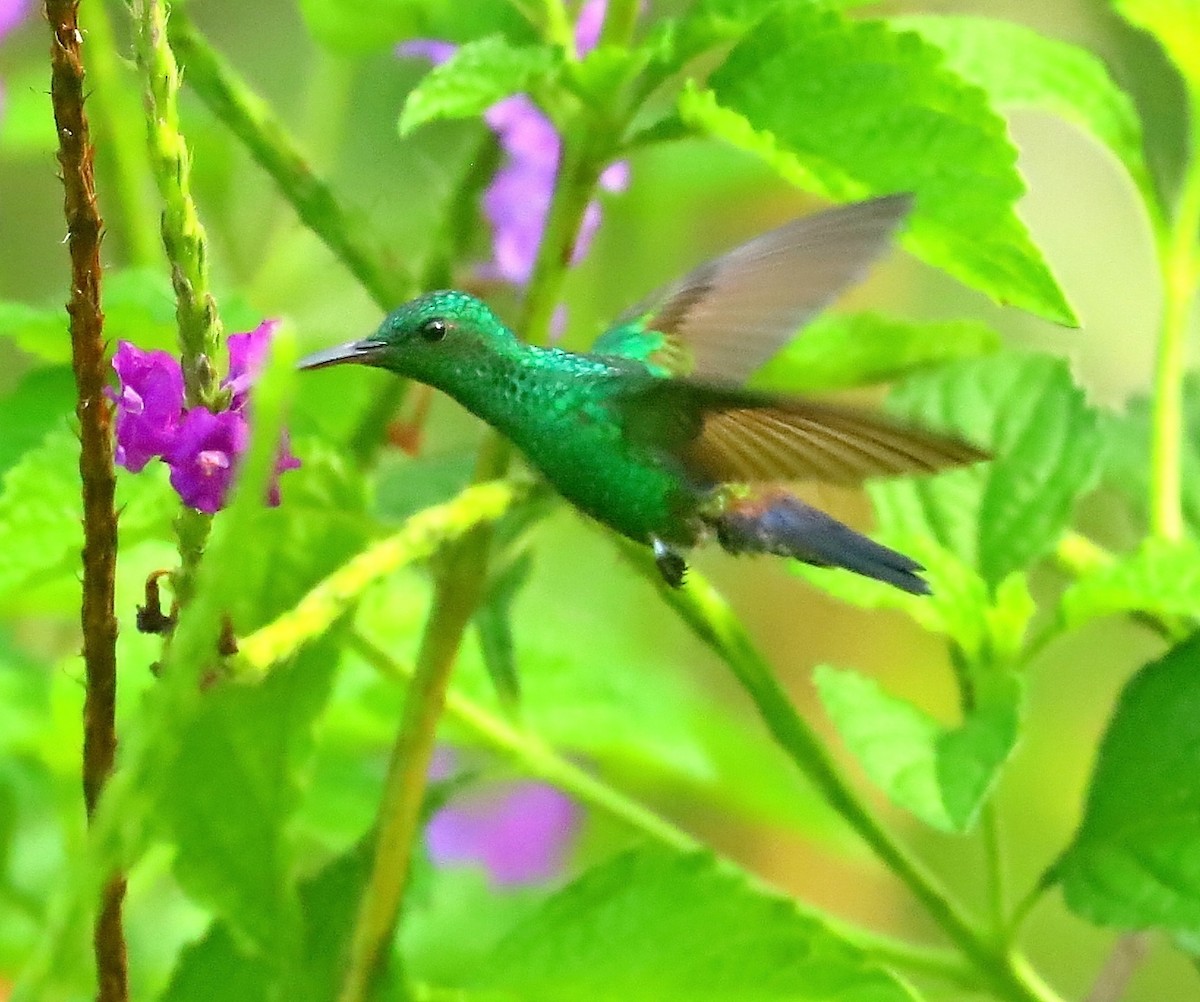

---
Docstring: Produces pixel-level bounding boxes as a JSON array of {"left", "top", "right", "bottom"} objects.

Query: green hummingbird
[{"left": 300, "top": 194, "right": 986, "bottom": 594}]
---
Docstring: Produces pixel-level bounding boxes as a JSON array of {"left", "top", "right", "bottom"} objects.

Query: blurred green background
[{"left": 0, "top": 0, "right": 1196, "bottom": 998}]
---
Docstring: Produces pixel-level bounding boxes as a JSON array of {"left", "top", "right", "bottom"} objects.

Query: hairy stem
[
  {"left": 45, "top": 1, "right": 127, "bottom": 998},
  {"left": 1149, "top": 146, "right": 1200, "bottom": 541},
  {"left": 168, "top": 13, "right": 412, "bottom": 311}
]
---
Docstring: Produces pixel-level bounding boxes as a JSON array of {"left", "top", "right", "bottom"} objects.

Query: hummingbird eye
[{"left": 418, "top": 317, "right": 448, "bottom": 343}]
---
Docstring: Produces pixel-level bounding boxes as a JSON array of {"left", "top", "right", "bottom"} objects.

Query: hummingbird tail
[{"left": 712, "top": 490, "right": 930, "bottom": 595}]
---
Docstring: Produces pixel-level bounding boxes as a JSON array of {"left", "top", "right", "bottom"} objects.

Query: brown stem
[{"left": 45, "top": 2, "right": 128, "bottom": 1000}]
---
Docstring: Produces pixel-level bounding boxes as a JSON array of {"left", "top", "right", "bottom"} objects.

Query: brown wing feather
[
  {"left": 683, "top": 399, "right": 988, "bottom": 486},
  {"left": 616, "top": 194, "right": 914, "bottom": 381}
]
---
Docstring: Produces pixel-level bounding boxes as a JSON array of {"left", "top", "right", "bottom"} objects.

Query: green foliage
[
  {"left": 685, "top": 4, "right": 1077, "bottom": 324},
  {"left": 457, "top": 847, "right": 917, "bottom": 1001},
  {"left": 815, "top": 665, "right": 1021, "bottom": 833},
  {"left": 4, "top": 0, "right": 1200, "bottom": 1000},
  {"left": 1105, "top": 376, "right": 1200, "bottom": 533},
  {"left": 400, "top": 38, "right": 560, "bottom": 135},
  {"left": 1060, "top": 633, "right": 1200, "bottom": 935},
  {"left": 872, "top": 353, "right": 1105, "bottom": 588},
  {"left": 752, "top": 312, "right": 1001, "bottom": 393},
  {"left": 897, "top": 15, "right": 1154, "bottom": 202}
]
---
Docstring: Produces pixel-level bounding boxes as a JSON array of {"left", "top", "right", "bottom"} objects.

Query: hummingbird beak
[{"left": 297, "top": 337, "right": 388, "bottom": 371}]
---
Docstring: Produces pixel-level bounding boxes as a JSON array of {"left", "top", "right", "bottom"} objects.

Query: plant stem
[
  {"left": 347, "top": 630, "right": 982, "bottom": 990},
  {"left": 1148, "top": 146, "right": 1200, "bottom": 541},
  {"left": 130, "top": 0, "right": 227, "bottom": 607},
  {"left": 129, "top": 0, "right": 223, "bottom": 409},
  {"left": 167, "top": 12, "right": 412, "bottom": 312},
  {"left": 45, "top": 2, "right": 127, "bottom": 999},
  {"left": 79, "top": 0, "right": 159, "bottom": 267},
  {"left": 619, "top": 542, "right": 1064, "bottom": 1002},
  {"left": 336, "top": 110, "right": 609, "bottom": 1002}
]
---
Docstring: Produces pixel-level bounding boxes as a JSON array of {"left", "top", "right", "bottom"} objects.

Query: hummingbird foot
[
  {"left": 651, "top": 535, "right": 688, "bottom": 588},
  {"left": 711, "top": 488, "right": 931, "bottom": 595}
]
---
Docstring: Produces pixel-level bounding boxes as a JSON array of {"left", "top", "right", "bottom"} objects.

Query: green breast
[{"left": 465, "top": 348, "right": 702, "bottom": 546}]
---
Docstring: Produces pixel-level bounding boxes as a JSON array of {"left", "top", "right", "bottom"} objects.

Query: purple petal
[
  {"left": 397, "top": 39, "right": 457, "bottom": 65},
  {"left": 0, "top": 0, "right": 29, "bottom": 40},
  {"left": 164, "top": 408, "right": 249, "bottom": 514},
  {"left": 266, "top": 431, "right": 302, "bottom": 507},
  {"left": 109, "top": 341, "right": 185, "bottom": 472},
  {"left": 481, "top": 96, "right": 561, "bottom": 286},
  {"left": 574, "top": 0, "right": 608, "bottom": 56},
  {"left": 224, "top": 320, "right": 278, "bottom": 410},
  {"left": 427, "top": 780, "right": 580, "bottom": 887}
]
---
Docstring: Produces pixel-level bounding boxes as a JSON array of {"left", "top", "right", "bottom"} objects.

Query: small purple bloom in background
[
  {"left": 108, "top": 322, "right": 300, "bottom": 512},
  {"left": 398, "top": 0, "right": 629, "bottom": 290},
  {"left": 427, "top": 776, "right": 580, "bottom": 887}
]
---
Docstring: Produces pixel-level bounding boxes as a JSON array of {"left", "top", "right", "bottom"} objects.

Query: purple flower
[
  {"left": 109, "top": 321, "right": 300, "bottom": 512},
  {"left": 426, "top": 777, "right": 580, "bottom": 887},
  {"left": 399, "top": 0, "right": 629, "bottom": 289},
  {"left": 109, "top": 342, "right": 185, "bottom": 472},
  {"left": 163, "top": 408, "right": 249, "bottom": 515}
]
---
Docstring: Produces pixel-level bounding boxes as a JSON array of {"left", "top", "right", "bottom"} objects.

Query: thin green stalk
[
  {"left": 80, "top": 0, "right": 159, "bottom": 266},
  {"left": 346, "top": 631, "right": 982, "bottom": 991},
  {"left": 130, "top": 0, "right": 226, "bottom": 606},
  {"left": 1149, "top": 148, "right": 1200, "bottom": 542},
  {"left": 599, "top": 0, "right": 639, "bottom": 47},
  {"left": 540, "top": 0, "right": 575, "bottom": 51},
  {"left": 618, "top": 541, "right": 1064, "bottom": 1002},
  {"left": 129, "top": 0, "right": 222, "bottom": 407},
  {"left": 168, "top": 12, "right": 411, "bottom": 311},
  {"left": 336, "top": 112, "right": 609, "bottom": 1002},
  {"left": 981, "top": 804, "right": 1007, "bottom": 937}
]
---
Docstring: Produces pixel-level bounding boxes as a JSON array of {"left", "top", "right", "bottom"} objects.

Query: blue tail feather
[{"left": 712, "top": 491, "right": 930, "bottom": 596}]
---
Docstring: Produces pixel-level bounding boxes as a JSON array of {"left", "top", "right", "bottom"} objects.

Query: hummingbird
[{"left": 299, "top": 195, "right": 986, "bottom": 594}]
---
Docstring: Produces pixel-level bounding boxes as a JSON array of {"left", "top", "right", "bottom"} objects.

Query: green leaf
[
  {"left": 871, "top": 353, "right": 1104, "bottom": 587},
  {"left": 1104, "top": 375, "right": 1200, "bottom": 533},
  {"left": 1060, "top": 632, "right": 1200, "bottom": 935},
  {"left": 815, "top": 665, "right": 1021, "bottom": 833},
  {"left": 895, "top": 16, "right": 1153, "bottom": 201},
  {"left": 794, "top": 539, "right": 1034, "bottom": 667},
  {"left": 686, "top": 5, "right": 1077, "bottom": 324},
  {"left": 157, "top": 635, "right": 341, "bottom": 953},
  {"left": 459, "top": 847, "right": 917, "bottom": 1001},
  {"left": 1112, "top": 0, "right": 1200, "bottom": 98},
  {"left": 0, "top": 367, "right": 74, "bottom": 479},
  {"left": 2, "top": 269, "right": 175, "bottom": 364},
  {"left": 0, "top": 428, "right": 175, "bottom": 609},
  {"left": 399, "top": 37, "right": 559, "bottom": 135},
  {"left": 751, "top": 312, "right": 1001, "bottom": 393},
  {"left": 160, "top": 923, "right": 272, "bottom": 1002},
  {"left": 1059, "top": 536, "right": 1200, "bottom": 632}
]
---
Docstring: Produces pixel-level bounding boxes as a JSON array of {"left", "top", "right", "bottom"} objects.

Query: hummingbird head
[{"left": 297, "top": 290, "right": 518, "bottom": 390}]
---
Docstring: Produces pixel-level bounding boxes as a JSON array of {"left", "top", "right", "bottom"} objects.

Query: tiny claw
[{"left": 651, "top": 536, "right": 688, "bottom": 588}]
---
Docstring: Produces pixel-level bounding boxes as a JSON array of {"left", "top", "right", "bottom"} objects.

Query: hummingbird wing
[
  {"left": 624, "top": 380, "right": 986, "bottom": 487},
  {"left": 593, "top": 194, "right": 913, "bottom": 382}
]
